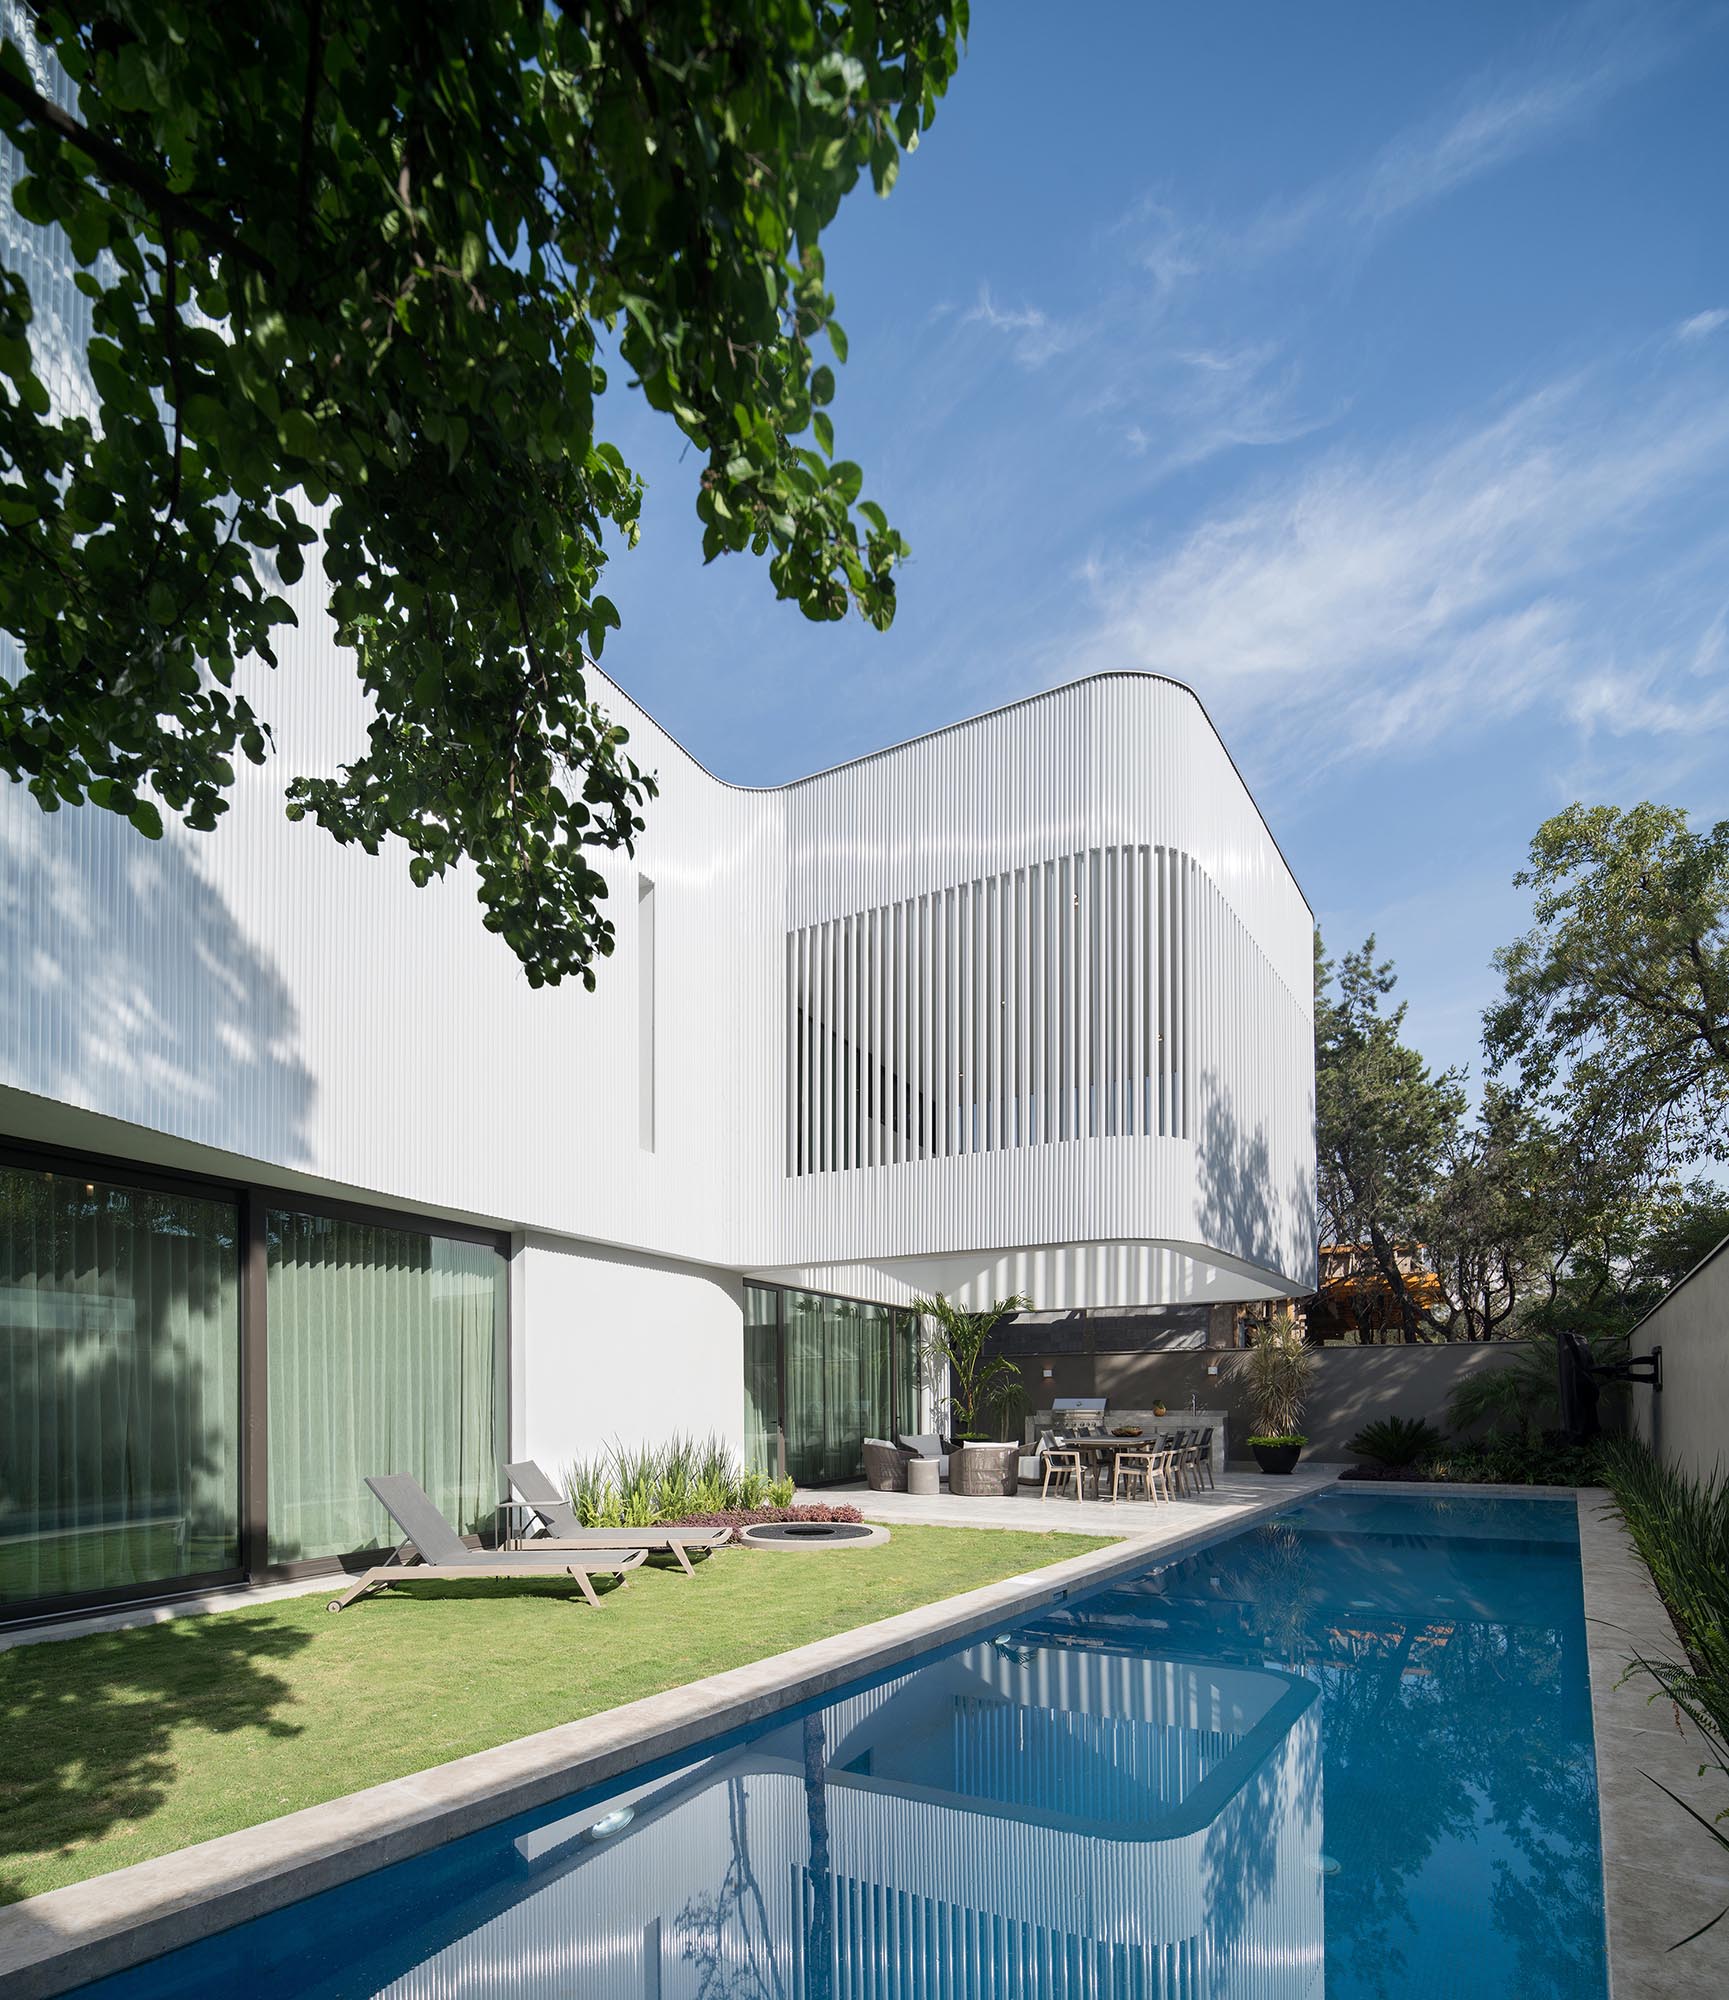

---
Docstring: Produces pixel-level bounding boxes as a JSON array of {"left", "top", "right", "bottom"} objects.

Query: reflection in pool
[{"left": 76, "top": 1492, "right": 1603, "bottom": 2000}]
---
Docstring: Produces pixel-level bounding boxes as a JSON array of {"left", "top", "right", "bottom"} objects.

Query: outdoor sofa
[{"left": 896, "top": 1433, "right": 950, "bottom": 1480}]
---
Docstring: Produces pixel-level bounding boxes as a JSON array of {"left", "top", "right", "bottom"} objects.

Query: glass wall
[
  {"left": 746, "top": 1282, "right": 919, "bottom": 1486},
  {"left": 743, "top": 1285, "right": 781, "bottom": 1477},
  {"left": 266, "top": 1211, "right": 507, "bottom": 1564},
  {"left": 894, "top": 1310, "right": 921, "bottom": 1437},
  {"left": 0, "top": 1165, "right": 241, "bottom": 1609}
]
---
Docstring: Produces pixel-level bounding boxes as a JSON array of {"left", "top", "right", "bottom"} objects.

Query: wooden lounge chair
[
  {"left": 326, "top": 1474, "right": 647, "bottom": 1612},
  {"left": 505, "top": 1460, "right": 729, "bottom": 1576}
]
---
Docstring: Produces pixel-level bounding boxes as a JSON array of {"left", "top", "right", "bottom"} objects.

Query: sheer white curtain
[
  {"left": 265, "top": 1212, "right": 505, "bottom": 1563},
  {"left": 0, "top": 1166, "right": 240, "bottom": 1607}
]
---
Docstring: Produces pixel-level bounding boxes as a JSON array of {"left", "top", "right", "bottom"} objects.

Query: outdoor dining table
[{"left": 1055, "top": 1431, "right": 1194, "bottom": 1500}]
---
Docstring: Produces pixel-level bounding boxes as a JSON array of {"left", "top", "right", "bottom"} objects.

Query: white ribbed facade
[
  {"left": 2, "top": 53, "right": 1314, "bottom": 1479},
  {"left": 0, "top": 667, "right": 1313, "bottom": 1466}
]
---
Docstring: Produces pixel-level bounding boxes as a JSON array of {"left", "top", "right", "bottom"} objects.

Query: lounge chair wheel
[{"left": 326, "top": 1599, "right": 345, "bottom": 1614}]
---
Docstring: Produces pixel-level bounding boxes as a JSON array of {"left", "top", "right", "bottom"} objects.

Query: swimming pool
[{"left": 72, "top": 1490, "right": 1607, "bottom": 1999}]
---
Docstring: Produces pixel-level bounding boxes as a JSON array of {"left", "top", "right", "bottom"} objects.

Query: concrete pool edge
[
  {"left": 0, "top": 1481, "right": 1323, "bottom": 1999},
  {"left": 1576, "top": 1487, "right": 1729, "bottom": 1999}
]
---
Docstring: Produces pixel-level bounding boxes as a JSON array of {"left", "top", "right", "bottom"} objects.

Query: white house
[
  {"left": 0, "top": 652, "right": 1314, "bottom": 1620},
  {"left": 0, "top": 50, "right": 1314, "bottom": 1618}
]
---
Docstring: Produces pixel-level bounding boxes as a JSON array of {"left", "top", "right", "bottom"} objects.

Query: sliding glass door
[
  {"left": 0, "top": 1164, "right": 241, "bottom": 1610},
  {"left": 776, "top": 1288, "right": 920, "bottom": 1496},
  {"left": 266, "top": 1211, "right": 507, "bottom": 1564},
  {"left": 1, "top": 1140, "right": 513, "bottom": 1622},
  {"left": 743, "top": 1285, "right": 782, "bottom": 1477}
]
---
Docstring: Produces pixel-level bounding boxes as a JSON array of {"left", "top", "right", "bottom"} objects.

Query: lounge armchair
[
  {"left": 862, "top": 1438, "right": 913, "bottom": 1492},
  {"left": 326, "top": 1474, "right": 647, "bottom": 1612},
  {"left": 505, "top": 1460, "right": 729, "bottom": 1576}
]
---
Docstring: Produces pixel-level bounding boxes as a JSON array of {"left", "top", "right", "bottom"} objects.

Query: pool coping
[
  {"left": 1575, "top": 1487, "right": 1729, "bottom": 1998},
  {"left": 0, "top": 1481, "right": 1321, "bottom": 1999}
]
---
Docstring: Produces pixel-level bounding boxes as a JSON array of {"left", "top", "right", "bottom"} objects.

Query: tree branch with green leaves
[
  {"left": 0, "top": 0, "right": 967, "bottom": 986},
  {"left": 1486, "top": 803, "right": 1729, "bottom": 1165}
]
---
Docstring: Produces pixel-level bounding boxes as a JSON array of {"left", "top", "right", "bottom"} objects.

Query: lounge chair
[
  {"left": 326, "top": 1474, "right": 647, "bottom": 1612},
  {"left": 505, "top": 1460, "right": 729, "bottom": 1576}
]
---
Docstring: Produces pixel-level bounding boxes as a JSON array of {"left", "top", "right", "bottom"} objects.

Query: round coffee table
[{"left": 907, "top": 1456, "right": 940, "bottom": 1497}]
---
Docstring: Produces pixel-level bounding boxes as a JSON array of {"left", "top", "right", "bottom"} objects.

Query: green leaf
[
  {"left": 0, "top": 0, "right": 966, "bottom": 989},
  {"left": 128, "top": 799, "right": 164, "bottom": 840}
]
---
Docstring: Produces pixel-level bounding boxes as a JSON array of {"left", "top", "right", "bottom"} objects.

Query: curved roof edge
[{"left": 587, "top": 661, "right": 1315, "bottom": 919}]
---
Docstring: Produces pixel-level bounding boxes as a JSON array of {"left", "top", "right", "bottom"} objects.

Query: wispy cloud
[
  {"left": 1066, "top": 358, "right": 1729, "bottom": 773},
  {"left": 959, "top": 284, "right": 1081, "bottom": 368},
  {"left": 1120, "top": 341, "right": 1341, "bottom": 476},
  {"left": 1201, "top": 2, "right": 1704, "bottom": 269},
  {"left": 1677, "top": 307, "right": 1729, "bottom": 343}
]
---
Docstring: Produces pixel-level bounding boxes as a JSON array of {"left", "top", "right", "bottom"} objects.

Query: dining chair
[
  {"left": 1110, "top": 1445, "right": 1146, "bottom": 1503},
  {"left": 1187, "top": 1426, "right": 1216, "bottom": 1491},
  {"left": 1146, "top": 1444, "right": 1180, "bottom": 1504},
  {"left": 1040, "top": 1435, "right": 1085, "bottom": 1502}
]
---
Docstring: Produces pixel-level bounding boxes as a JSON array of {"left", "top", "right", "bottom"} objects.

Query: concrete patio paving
[{"left": 799, "top": 1461, "right": 1340, "bottom": 1538}]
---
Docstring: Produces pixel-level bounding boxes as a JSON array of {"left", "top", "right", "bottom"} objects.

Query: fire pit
[{"left": 738, "top": 1521, "right": 890, "bottom": 1552}]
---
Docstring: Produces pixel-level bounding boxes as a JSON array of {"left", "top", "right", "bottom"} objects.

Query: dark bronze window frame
[
  {"left": 743, "top": 1278, "right": 919, "bottom": 1488},
  {"left": 0, "top": 1133, "right": 511, "bottom": 1629}
]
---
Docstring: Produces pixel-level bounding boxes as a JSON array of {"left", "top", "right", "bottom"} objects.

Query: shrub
[
  {"left": 1348, "top": 1416, "right": 1445, "bottom": 1468},
  {"left": 560, "top": 1434, "right": 780, "bottom": 1527},
  {"left": 665, "top": 1501, "right": 864, "bottom": 1544},
  {"left": 1425, "top": 1435, "right": 1609, "bottom": 1487},
  {"left": 1599, "top": 1438, "right": 1729, "bottom": 1946}
]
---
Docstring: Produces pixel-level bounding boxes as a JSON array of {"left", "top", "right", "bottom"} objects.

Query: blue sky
[{"left": 593, "top": 0, "right": 1729, "bottom": 1089}]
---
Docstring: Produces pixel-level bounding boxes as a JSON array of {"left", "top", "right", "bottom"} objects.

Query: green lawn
[{"left": 0, "top": 1525, "right": 1109, "bottom": 1904}]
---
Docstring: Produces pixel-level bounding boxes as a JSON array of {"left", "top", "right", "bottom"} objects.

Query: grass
[{"left": 0, "top": 1524, "right": 1109, "bottom": 1905}]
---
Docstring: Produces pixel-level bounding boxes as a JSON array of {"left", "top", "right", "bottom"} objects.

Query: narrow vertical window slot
[{"left": 637, "top": 877, "right": 657, "bottom": 1151}]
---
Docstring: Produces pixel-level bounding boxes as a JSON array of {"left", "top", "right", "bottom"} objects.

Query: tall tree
[
  {"left": 1419, "top": 1084, "right": 1554, "bottom": 1343},
  {"left": 0, "top": 2, "right": 967, "bottom": 986},
  {"left": 1486, "top": 804, "right": 1729, "bottom": 1163},
  {"left": 1314, "top": 933, "right": 1466, "bottom": 1342}
]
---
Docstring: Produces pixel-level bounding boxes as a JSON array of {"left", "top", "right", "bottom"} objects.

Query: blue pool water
[{"left": 74, "top": 1492, "right": 1606, "bottom": 1999}]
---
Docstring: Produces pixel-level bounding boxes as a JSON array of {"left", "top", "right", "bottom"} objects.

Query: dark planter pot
[{"left": 1252, "top": 1441, "right": 1304, "bottom": 1475}]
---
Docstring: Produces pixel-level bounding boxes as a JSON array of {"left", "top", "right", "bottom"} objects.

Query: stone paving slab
[
  {"left": 1576, "top": 1488, "right": 1729, "bottom": 1999},
  {"left": 0, "top": 1479, "right": 1318, "bottom": 2000},
  {"left": 804, "top": 1462, "right": 1338, "bottom": 1533}
]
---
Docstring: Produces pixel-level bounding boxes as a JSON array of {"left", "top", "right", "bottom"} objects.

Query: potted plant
[
  {"left": 910, "top": 1291, "right": 1030, "bottom": 1494},
  {"left": 1237, "top": 1312, "right": 1316, "bottom": 1474},
  {"left": 1152, "top": 1400, "right": 1168, "bottom": 1417}
]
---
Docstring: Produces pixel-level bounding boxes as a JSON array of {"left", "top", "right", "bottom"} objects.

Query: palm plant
[
  {"left": 1348, "top": 1415, "right": 1445, "bottom": 1468},
  {"left": 909, "top": 1291, "right": 1030, "bottom": 1439},
  {"left": 1446, "top": 1330, "right": 1632, "bottom": 1442},
  {"left": 1236, "top": 1311, "right": 1316, "bottom": 1440}
]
